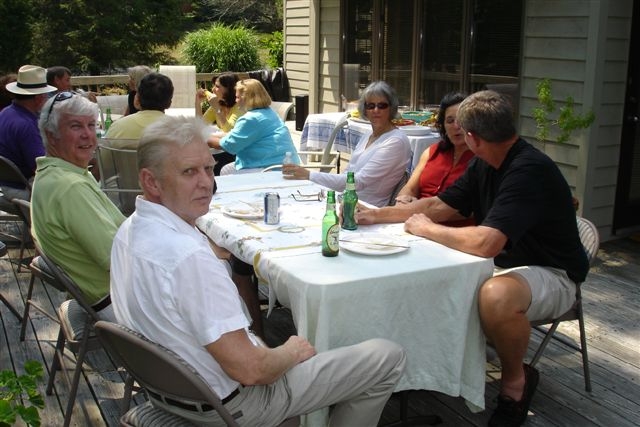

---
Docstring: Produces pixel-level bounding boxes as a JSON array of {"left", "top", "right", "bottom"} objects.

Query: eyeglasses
[
  {"left": 45, "top": 91, "right": 74, "bottom": 123},
  {"left": 291, "top": 189, "right": 326, "bottom": 202},
  {"left": 364, "top": 102, "right": 390, "bottom": 110}
]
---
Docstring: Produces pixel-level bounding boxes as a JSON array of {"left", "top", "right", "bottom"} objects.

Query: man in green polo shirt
[{"left": 32, "top": 91, "right": 125, "bottom": 320}]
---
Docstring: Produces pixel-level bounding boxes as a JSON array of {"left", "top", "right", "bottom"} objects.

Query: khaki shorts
[{"left": 493, "top": 265, "right": 577, "bottom": 321}]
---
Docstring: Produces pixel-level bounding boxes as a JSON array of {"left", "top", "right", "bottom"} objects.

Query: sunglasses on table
[
  {"left": 364, "top": 102, "right": 390, "bottom": 110},
  {"left": 45, "top": 91, "right": 75, "bottom": 123}
]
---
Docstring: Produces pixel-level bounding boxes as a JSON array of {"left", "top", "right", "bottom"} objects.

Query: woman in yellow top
[
  {"left": 196, "top": 73, "right": 243, "bottom": 132},
  {"left": 196, "top": 73, "right": 244, "bottom": 174}
]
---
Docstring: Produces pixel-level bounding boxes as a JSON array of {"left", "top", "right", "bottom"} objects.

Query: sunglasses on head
[
  {"left": 45, "top": 91, "right": 74, "bottom": 123},
  {"left": 364, "top": 102, "right": 390, "bottom": 110}
]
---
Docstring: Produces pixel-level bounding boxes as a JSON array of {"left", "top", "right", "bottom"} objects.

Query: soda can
[{"left": 264, "top": 192, "right": 280, "bottom": 224}]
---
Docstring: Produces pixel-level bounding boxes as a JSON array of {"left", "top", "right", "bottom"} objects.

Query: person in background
[
  {"left": 0, "top": 65, "right": 56, "bottom": 213},
  {"left": 207, "top": 78, "right": 299, "bottom": 175},
  {"left": 0, "top": 73, "right": 17, "bottom": 111},
  {"left": 32, "top": 92, "right": 125, "bottom": 320},
  {"left": 283, "top": 80, "right": 411, "bottom": 207},
  {"left": 110, "top": 114, "right": 406, "bottom": 426},
  {"left": 124, "top": 65, "right": 153, "bottom": 116},
  {"left": 104, "top": 72, "right": 173, "bottom": 145},
  {"left": 357, "top": 90, "right": 589, "bottom": 427},
  {"left": 46, "top": 66, "right": 97, "bottom": 102},
  {"left": 196, "top": 72, "right": 243, "bottom": 175},
  {"left": 393, "top": 92, "right": 475, "bottom": 225}
]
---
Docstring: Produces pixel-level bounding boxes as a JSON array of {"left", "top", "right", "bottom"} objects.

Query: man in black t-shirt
[{"left": 356, "top": 90, "right": 589, "bottom": 427}]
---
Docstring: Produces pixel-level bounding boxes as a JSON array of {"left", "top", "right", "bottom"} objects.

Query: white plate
[
  {"left": 340, "top": 232, "right": 409, "bottom": 256},
  {"left": 221, "top": 204, "right": 264, "bottom": 219},
  {"left": 399, "top": 125, "right": 433, "bottom": 136}
]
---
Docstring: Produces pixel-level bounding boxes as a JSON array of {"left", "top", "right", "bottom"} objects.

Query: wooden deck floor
[{"left": 1, "top": 225, "right": 639, "bottom": 426}]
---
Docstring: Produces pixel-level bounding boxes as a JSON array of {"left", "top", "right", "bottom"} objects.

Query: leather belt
[
  {"left": 147, "top": 387, "right": 239, "bottom": 412},
  {"left": 221, "top": 388, "right": 240, "bottom": 404},
  {"left": 91, "top": 295, "right": 111, "bottom": 312}
]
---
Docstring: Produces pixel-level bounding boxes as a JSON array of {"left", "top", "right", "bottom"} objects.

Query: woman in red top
[
  {"left": 394, "top": 92, "right": 474, "bottom": 225},
  {"left": 395, "top": 92, "right": 473, "bottom": 202}
]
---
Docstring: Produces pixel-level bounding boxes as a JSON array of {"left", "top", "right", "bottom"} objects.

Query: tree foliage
[
  {"left": 0, "top": 0, "right": 34, "bottom": 74},
  {"left": 29, "top": 0, "right": 192, "bottom": 74},
  {"left": 182, "top": 23, "right": 261, "bottom": 73},
  {"left": 192, "top": 0, "right": 282, "bottom": 32}
]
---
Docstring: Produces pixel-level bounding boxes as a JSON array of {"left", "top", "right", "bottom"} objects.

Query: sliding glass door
[{"left": 342, "top": 0, "right": 523, "bottom": 109}]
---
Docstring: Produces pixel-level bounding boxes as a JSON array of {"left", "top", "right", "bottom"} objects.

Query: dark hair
[
  {"left": 215, "top": 73, "right": 239, "bottom": 107},
  {"left": 437, "top": 92, "right": 467, "bottom": 150},
  {"left": 46, "top": 66, "right": 71, "bottom": 85},
  {"left": 138, "top": 73, "right": 174, "bottom": 111}
]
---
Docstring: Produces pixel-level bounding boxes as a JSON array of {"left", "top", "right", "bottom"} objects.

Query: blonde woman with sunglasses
[{"left": 283, "top": 80, "right": 411, "bottom": 207}]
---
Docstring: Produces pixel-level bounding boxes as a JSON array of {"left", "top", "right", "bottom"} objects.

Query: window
[{"left": 342, "top": 0, "right": 523, "bottom": 109}]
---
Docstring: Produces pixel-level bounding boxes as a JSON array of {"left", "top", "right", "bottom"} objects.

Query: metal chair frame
[
  {"left": 529, "top": 216, "right": 600, "bottom": 392},
  {"left": 38, "top": 248, "right": 103, "bottom": 427},
  {"left": 0, "top": 155, "right": 33, "bottom": 270}
]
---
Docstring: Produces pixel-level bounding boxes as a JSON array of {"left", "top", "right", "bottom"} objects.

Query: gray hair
[
  {"left": 39, "top": 93, "right": 99, "bottom": 148},
  {"left": 357, "top": 81, "right": 400, "bottom": 119},
  {"left": 137, "top": 115, "right": 208, "bottom": 177},
  {"left": 127, "top": 65, "right": 153, "bottom": 89},
  {"left": 456, "top": 90, "right": 516, "bottom": 143}
]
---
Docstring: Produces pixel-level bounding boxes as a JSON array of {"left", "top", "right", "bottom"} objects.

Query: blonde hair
[{"left": 235, "top": 79, "right": 271, "bottom": 110}]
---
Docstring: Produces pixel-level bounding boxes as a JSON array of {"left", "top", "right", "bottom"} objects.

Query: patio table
[
  {"left": 196, "top": 171, "right": 494, "bottom": 425},
  {"left": 300, "top": 112, "right": 441, "bottom": 171}
]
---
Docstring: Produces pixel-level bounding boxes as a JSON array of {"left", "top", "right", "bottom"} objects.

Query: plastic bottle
[
  {"left": 341, "top": 171, "right": 358, "bottom": 230},
  {"left": 282, "top": 151, "right": 293, "bottom": 176},
  {"left": 322, "top": 190, "right": 340, "bottom": 257}
]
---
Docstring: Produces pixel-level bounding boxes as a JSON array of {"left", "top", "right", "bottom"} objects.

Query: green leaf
[{"left": 0, "top": 400, "right": 17, "bottom": 425}]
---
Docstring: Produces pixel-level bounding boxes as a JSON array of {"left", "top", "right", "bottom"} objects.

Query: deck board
[{"left": 1, "top": 235, "right": 639, "bottom": 426}]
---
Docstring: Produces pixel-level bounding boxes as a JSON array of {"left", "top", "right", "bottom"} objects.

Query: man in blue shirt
[{"left": 0, "top": 65, "right": 56, "bottom": 213}]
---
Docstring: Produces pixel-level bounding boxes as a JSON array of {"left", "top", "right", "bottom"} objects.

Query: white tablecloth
[
  {"left": 196, "top": 172, "right": 493, "bottom": 422},
  {"left": 300, "top": 112, "right": 441, "bottom": 171}
]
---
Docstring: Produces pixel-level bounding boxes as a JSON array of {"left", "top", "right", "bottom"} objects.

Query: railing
[{"left": 71, "top": 73, "right": 222, "bottom": 94}]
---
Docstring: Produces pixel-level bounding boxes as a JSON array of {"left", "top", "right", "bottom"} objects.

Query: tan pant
[{"left": 167, "top": 338, "right": 406, "bottom": 426}]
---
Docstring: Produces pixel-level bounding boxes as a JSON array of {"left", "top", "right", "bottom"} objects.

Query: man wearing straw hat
[{"left": 0, "top": 65, "right": 57, "bottom": 212}]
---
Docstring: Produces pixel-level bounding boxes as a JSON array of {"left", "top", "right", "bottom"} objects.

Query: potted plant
[
  {"left": 532, "top": 78, "right": 595, "bottom": 211},
  {"left": 0, "top": 360, "right": 45, "bottom": 427}
]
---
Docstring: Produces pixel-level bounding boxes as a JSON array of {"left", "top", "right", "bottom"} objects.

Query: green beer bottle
[
  {"left": 322, "top": 190, "right": 340, "bottom": 257},
  {"left": 103, "top": 107, "right": 113, "bottom": 132},
  {"left": 341, "top": 171, "right": 358, "bottom": 230}
]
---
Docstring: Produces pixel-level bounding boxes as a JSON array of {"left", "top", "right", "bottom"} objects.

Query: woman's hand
[
  {"left": 354, "top": 203, "right": 377, "bottom": 225},
  {"left": 395, "top": 194, "right": 418, "bottom": 205},
  {"left": 282, "top": 164, "right": 310, "bottom": 180}
]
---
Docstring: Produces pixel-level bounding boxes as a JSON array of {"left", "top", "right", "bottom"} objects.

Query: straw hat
[{"left": 5, "top": 65, "right": 57, "bottom": 95}]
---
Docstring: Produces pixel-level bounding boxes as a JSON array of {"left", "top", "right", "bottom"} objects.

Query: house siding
[{"left": 519, "top": 0, "right": 632, "bottom": 240}]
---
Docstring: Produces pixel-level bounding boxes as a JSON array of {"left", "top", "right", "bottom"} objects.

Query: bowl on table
[{"left": 401, "top": 111, "right": 433, "bottom": 123}]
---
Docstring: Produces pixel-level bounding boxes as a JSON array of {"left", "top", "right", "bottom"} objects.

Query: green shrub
[
  {"left": 261, "top": 31, "right": 284, "bottom": 68},
  {"left": 533, "top": 78, "right": 595, "bottom": 144},
  {"left": 0, "top": 360, "right": 45, "bottom": 427},
  {"left": 182, "top": 23, "right": 261, "bottom": 73}
]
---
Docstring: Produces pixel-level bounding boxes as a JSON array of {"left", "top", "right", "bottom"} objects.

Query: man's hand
[
  {"left": 283, "top": 335, "right": 316, "bottom": 363},
  {"left": 404, "top": 213, "right": 435, "bottom": 237}
]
